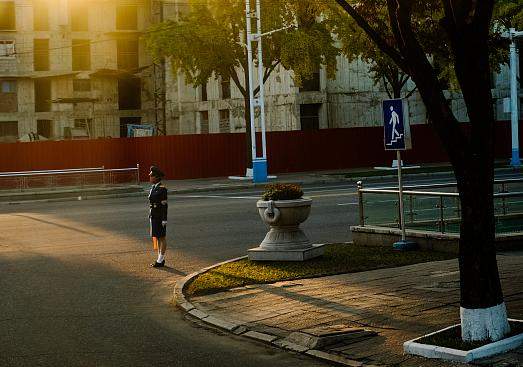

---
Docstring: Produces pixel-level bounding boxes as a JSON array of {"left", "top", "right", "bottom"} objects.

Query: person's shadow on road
[{"left": 158, "top": 266, "right": 186, "bottom": 276}]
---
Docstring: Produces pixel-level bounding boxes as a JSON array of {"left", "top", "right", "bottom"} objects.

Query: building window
[
  {"left": 116, "top": 5, "right": 138, "bottom": 30},
  {"left": 0, "top": 121, "right": 18, "bottom": 142},
  {"left": 201, "top": 84, "right": 207, "bottom": 101},
  {"left": 70, "top": 3, "right": 88, "bottom": 31},
  {"left": 219, "top": 109, "right": 230, "bottom": 133},
  {"left": 37, "top": 119, "right": 53, "bottom": 139},
  {"left": 34, "top": 39, "right": 50, "bottom": 71},
  {"left": 34, "top": 79, "right": 52, "bottom": 112},
  {"left": 73, "top": 79, "right": 91, "bottom": 92},
  {"left": 299, "top": 71, "right": 320, "bottom": 92},
  {"left": 118, "top": 77, "right": 141, "bottom": 110},
  {"left": 117, "top": 39, "right": 139, "bottom": 70},
  {"left": 300, "top": 104, "right": 321, "bottom": 130},
  {"left": 0, "top": 2, "right": 16, "bottom": 30},
  {"left": 200, "top": 111, "right": 209, "bottom": 134},
  {"left": 1, "top": 80, "right": 16, "bottom": 93},
  {"left": 72, "top": 40, "right": 91, "bottom": 71},
  {"left": 221, "top": 78, "right": 231, "bottom": 99},
  {"left": 33, "top": 2, "right": 49, "bottom": 31},
  {"left": 0, "top": 80, "right": 17, "bottom": 113},
  {"left": 0, "top": 40, "right": 16, "bottom": 58}
]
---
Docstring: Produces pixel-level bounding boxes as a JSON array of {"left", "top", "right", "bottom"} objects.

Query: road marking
[
  {"left": 178, "top": 195, "right": 257, "bottom": 200},
  {"left": 308, "top": 192, "right": 357, "bottom": 198}
]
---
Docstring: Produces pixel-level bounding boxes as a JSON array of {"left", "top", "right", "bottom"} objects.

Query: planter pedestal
[
  {"left": 248, "top": 243, "right": 325, "bottom": 261},
  {"left": 248, "top": 198, "right": 325, "bottom": 261}
]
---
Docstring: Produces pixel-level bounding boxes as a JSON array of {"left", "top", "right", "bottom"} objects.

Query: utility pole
[
  {"left": 245, "top": 0, "right": 267, "bottom": 183},
  {"left": 504, "top": 28, "right": 523, "bottom": 167},
  {"left": 244, "top": 0, "right": 293, "bottom": 183}
]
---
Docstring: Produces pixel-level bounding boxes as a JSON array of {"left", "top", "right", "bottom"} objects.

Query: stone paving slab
[{"left": 190, "top": 253, "right": 523, "bottom": 367}]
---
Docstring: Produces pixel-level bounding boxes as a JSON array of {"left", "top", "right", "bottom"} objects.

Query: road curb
[
  {"left": 0, "top": 190, "right": 146, "bottom": 205},
  {"left": 2, "top": 166, "right": 518, "bottom": 203},
  {"left": 174, "top": 253, "right": 382, "bottom": 367},
  {"left": 168, "top": 166, "right": 519, "bottom": 195}
]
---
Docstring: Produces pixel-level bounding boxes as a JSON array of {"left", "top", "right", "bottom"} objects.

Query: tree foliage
[
  {"left": 329, "top": 0, "right": 519, "bottom": 98},
  {"left": 146, "top": 0, "right": 339, "bottom": 95},
  {"left": 146, "top": 0, "right": 339, "bottom": 168}
]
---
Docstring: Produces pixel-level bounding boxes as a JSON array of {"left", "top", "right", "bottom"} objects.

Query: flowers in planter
[{"left": 261, "top": 183, "right": 304, "bottom": 201}]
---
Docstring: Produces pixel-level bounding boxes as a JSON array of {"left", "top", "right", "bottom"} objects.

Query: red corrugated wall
[{"left": 0, "top": 122, "right": 514, "bottom": 180}]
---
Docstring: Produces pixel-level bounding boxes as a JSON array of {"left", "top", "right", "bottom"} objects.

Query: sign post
[{"left": 383, "top": 99, "right": 417, "bottom": 251}]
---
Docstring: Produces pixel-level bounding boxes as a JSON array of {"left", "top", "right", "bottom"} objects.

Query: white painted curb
[{"left": 404, "top": 319, "right": 523, "bottom": 363}]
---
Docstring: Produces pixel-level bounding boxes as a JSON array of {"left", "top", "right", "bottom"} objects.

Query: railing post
[
  {"left": 357, "top": 181, "right": 364, "bottom": 226},
  {"left": 438, "top": 196, "right": 445, "bottom": 233},
  {"left": 408, "top": 194, "right": 414, "bottom": 224},
  {"left": 501, "top": 183, "right": 507, "bottom": 216}
]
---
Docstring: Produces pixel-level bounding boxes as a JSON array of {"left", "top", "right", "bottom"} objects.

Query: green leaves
[
  {"left": 145, "top": 0, "right": 340, "bottom": 93},
  {"left": 261, "top": 183, "right": 304, "bottom": 201}
]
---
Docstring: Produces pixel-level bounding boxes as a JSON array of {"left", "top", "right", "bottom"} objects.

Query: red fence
[{"left": 0, "top": 122, "right": 515, "bottom": 181}]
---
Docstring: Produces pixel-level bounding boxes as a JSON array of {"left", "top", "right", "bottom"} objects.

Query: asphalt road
[{"left": 0, "top": 173, "right": 520, "bottom": 366}]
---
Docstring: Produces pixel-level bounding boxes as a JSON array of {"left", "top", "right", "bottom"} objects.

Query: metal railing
[
  {"left": 357, "top": 179, "right": 523, "bottom": 235},
  {"left": 0, "top": 165, "right": 141, "bottom": 192}
]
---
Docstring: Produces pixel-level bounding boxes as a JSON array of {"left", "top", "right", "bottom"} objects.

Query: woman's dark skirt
[{"left": 150, "top": 218, "right": 166, "bottom": 238}]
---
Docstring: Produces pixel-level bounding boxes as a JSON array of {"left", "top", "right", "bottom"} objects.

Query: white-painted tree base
[
  {"left": 461, "top": 302, "right": 511, "bottom": 342},
  {"left": 403, "top": 319, "right": 523, "bottom": 363}
]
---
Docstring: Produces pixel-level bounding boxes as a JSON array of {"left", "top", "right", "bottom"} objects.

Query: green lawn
[{"left": 185, "top": 243, "right": 456, "bottom": 297}]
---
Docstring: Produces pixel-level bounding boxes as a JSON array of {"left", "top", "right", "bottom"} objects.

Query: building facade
[
  {"left": 0, "top": 0, "right": 166, "bottom": 143},
  {"left": 0, "top": 0, "right": 520, "bottom": 143}
]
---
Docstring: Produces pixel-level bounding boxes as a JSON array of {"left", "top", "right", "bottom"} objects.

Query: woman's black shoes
[{"left": 151, "top": 260, "right": 165, "bottom": 268}]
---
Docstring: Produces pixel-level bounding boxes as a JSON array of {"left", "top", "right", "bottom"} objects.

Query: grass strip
[{"left": 186, "top": 243, "right": 456, "bottom": 297}]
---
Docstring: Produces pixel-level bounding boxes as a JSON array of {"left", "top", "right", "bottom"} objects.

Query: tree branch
[
  {"left": 404, "top": 86, "right": 417, "bottom": 99},
  {"left": 230, "top": 68, "right": 247, "bottom": 98},
  {"left": 382, "top": 75, "right": 393, "bottom": 99},
  {"left": 334, "top": 0, "right": 408, "bottom": 72},
  {"left": 253, "top": 60, "right": 280, "bottom": 96}
]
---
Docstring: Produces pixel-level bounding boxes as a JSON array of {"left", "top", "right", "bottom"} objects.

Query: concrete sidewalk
[{"left": 182, "top": 252, "right": 523, "bottom": 367}]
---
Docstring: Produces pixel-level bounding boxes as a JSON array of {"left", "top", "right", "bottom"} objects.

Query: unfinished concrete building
[
  {"left": 161, "top": 2, "right": 521, "bottom": 136},
  {"left": 0, "top": 0, "right": 166, "bottom": 142}
]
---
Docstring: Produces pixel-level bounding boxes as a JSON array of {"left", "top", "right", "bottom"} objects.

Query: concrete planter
[{"left": 248, "top": 198, "right": 325, "bottom": 261}]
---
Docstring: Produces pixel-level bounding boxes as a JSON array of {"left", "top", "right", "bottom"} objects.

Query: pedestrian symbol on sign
[
  {"left": 388, "top": 106, "right": 403, "bottom": 145},
  {"left": 383, "top": 99, "right": 411, "bottom": 151}
]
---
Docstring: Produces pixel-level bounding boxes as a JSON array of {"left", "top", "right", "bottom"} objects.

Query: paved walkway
[{"left": 190, "top": 252, "right": 523, "bottom": 366}]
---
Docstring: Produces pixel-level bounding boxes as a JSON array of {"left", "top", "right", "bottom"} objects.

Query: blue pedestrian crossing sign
[{"left": 383, "top": 99, "right": 412, "bottom": 150}]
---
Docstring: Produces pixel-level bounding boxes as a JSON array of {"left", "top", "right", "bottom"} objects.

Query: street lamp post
[
  {"left": 505, "top": 28, "right": 523, "bottom": 167},
  {"left": 244, "top": 0, "right": 293, "bottom": 183},
  {"left": 245, "top": 0, "right": 267, "bottom": 183}
]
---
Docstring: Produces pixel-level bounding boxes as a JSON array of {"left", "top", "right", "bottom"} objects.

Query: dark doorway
[
  {"left": 37, "top": 119, "right": 52, "bottom": 139},
  {"left": 300, "top": 104, "right": 321, "bottom": 131},
  {"left": 120, "top": 116, "right": 141, "bottom": 137},
  {"left": 118, "top": 78, "right": 141, "bottom": 110}
]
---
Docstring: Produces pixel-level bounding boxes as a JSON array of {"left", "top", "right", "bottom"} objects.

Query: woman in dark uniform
[{"left": 149, "top": 166, "right": 168, "bottom": 268}]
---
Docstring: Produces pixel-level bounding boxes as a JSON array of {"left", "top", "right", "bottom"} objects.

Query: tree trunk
[
  {"left": 457, "top": 164, "right": 510, "bottom": 341},
  {"left": 449, "top": 10, "right": 510, "bottom": 340},
  {"left": 336, "top": 0, "right": 509, "bottom": 343}
]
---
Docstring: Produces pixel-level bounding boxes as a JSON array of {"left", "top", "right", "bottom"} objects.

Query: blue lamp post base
[
  {"left": 393, "top": 240, "right": 419, "bottom": 251},
  {"left": 511, "top": 149, "right": 521, "bottom": 168},
  {"left": 253, "top": 158, "right": 268, "bottom": 183}
]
